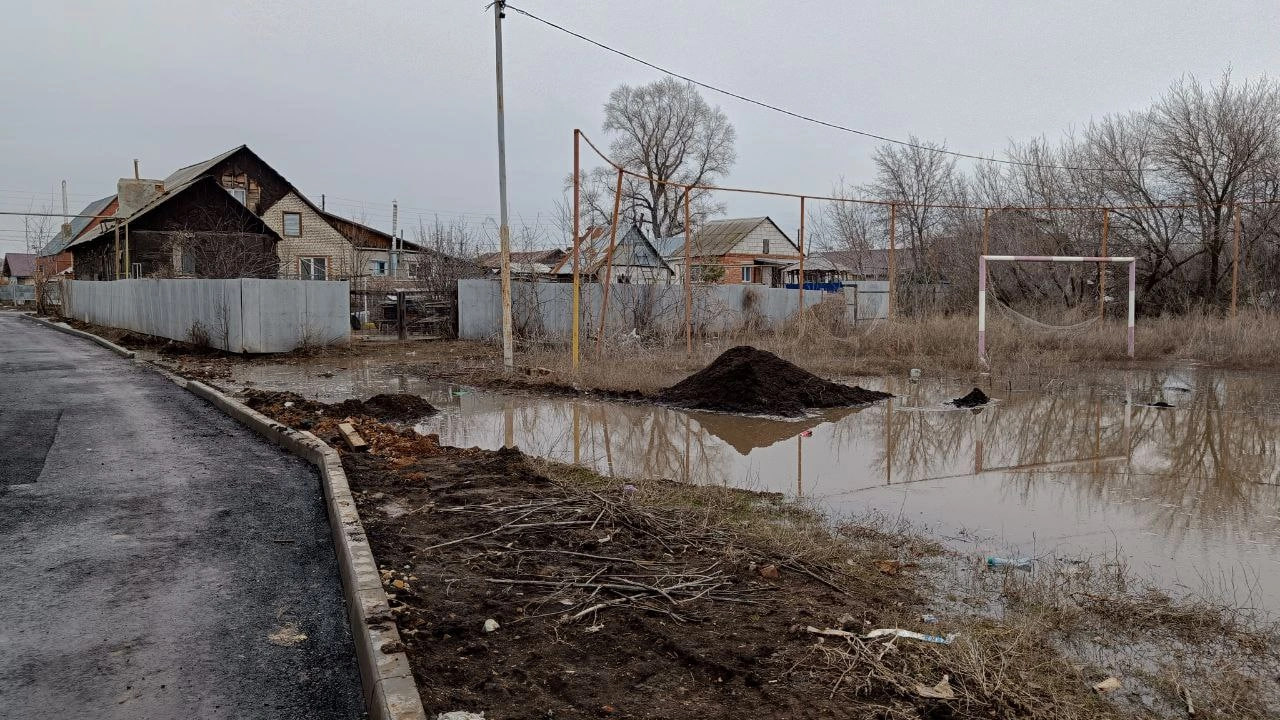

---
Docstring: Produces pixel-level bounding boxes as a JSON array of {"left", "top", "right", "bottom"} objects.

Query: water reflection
[{"left": 219, "top": 357, "right": 1280, "bottom": 607}]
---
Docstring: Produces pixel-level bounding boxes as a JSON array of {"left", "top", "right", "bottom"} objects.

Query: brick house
[{"left": 654, "top": 217, "right": 802, "bottom": 286}]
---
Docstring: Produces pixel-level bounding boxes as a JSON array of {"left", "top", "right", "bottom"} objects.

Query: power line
[{"left": 502, "top": 2, "right": 1133, "bottom": 174}]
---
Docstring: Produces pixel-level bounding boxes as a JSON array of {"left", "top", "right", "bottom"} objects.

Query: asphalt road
[{"left": 0, "top": 314, "right": 365, "bottom": 719}]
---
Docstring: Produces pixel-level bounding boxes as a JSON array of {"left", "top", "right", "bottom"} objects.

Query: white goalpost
[{"left": 978, "top": 255, "right": 1136, "bottom": 362}]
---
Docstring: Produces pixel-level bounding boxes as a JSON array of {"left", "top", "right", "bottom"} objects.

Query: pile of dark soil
[
  {"left": 656, "top": 346, "right": 890, "bottom": 417},
  {"left": 240, "top": 389, "right": 437, "bottom": 424},
  {"left": 952, "top": 388, "right": 990, "bottom": 408}
]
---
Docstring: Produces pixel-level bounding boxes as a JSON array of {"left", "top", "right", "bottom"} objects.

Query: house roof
[
  {"left": 67, "top": 176, "right": 280, "bottom": 250},
  {"left": 477, "top": 248, "right": 566, "bottom": 268},
  {"left": 40, "top": 194, "right": 118, "bottom": 256},
  {"left": 782, "top": 249, "right": 914, "bottom": 276},
  {"left": 3, "top": 253, "right": 37, "bottom": 277},
  {"left": 551, "top": 224, "right": 673, "bottom": 274},
  {"left": 656, "top": 217, "right": 796, "bottom": 258},
  {"left": 163, "top": 146, "right": 247, "bottom": 190}
]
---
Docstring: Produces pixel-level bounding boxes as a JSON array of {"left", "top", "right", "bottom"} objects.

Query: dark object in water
[
  {"left": 656, "top": 346, "right": 891, "bottom": 417},
  {"left": 952, "top": 388, "right": 990, "bottom": 408},
  {"left": 1150, "top": 401, "right": 1174, "bottom": 408}
]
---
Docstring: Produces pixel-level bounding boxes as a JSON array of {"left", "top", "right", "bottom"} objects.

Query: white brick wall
[{"left": 261, "top": 192, "right": 357, "bottom": 279}]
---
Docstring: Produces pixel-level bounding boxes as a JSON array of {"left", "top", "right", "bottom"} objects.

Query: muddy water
[{"left": 221, "top": 359, "right": 1280, "bottom": 610}]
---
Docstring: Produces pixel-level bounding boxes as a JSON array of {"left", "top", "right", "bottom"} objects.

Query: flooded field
[{"left": 219, "top": 358, "right": 1280, "bottom": 610}]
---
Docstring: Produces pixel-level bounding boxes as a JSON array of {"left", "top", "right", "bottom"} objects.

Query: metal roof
[
  {"left": 162, "top": 145, "right": 246, "bottom": 189},
  {"left": 3, "top": 253, "right": 37, "bottom": 278},
  {"left": 40, "top": 194, "right": 117, "bottom": 256},
  {"left": 781, "top": 249, "right": 913, "bottom": 276},
  {"left": 655, "top": 217, "right": 796, "bottom": 258}
]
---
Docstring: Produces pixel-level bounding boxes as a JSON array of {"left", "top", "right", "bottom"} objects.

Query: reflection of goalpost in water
[{"left": 978, "top": 255, "right": 1137, "bottom": 361}]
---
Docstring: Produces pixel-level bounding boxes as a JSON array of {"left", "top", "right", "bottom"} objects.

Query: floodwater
[{"left": 223, "top": 358, "right": 1280, "bottom": 610}]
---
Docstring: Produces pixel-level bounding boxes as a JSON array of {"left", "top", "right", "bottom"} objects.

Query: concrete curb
[
  {"left": 19, "top": 314, "right": 136, "bottom": 358},
  {"left": 184, "top": 381, "right": 428, "bottom": 720}
]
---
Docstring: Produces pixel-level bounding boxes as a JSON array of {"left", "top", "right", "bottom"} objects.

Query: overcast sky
[{"left": 4, "top": 0, "right": 1280, "bottom": 256}]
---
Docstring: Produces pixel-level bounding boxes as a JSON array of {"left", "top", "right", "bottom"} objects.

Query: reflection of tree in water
[{"left": 869, "top": 368, "right": 1280, "bottom": 549}]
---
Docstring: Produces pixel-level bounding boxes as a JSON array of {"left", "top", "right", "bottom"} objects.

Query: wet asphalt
[{"left": 0, "top": 314, "right": 365, "bottom": 719}]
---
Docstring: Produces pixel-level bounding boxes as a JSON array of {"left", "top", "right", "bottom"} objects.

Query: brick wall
[{"left": 261, "top": 192, "right": 356, "bottom": 279}]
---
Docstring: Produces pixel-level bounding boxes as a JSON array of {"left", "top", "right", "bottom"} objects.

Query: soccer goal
[{"left": 978, "top": 255, "right": 1136, "bottom": 361}]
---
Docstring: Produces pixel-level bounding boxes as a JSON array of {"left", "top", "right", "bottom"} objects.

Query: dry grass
[{"left": 508, "top": 309, "right": 1280, "bottom": 394}]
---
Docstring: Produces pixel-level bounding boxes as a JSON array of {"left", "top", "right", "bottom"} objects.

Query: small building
[
  {"left": 551, "top": 224, "right": 674, "bottom": 284},
  {"left": 37, "top": 194, "right": 119, "bottom": 279},
  {"left": 2, "top": 253, "right": 37, "bottom": 284},
  {"left": 783, "top": 249, "right": 915, "bottom": 285},
  {"left": 67, "top": 176, "right": 281, "bottom": 280},
  {"left": 477, "top": 248, "right": 567, "bottom": 278},
  {"left": 655, "top": 217, "right": 801, "bottom": 286}
]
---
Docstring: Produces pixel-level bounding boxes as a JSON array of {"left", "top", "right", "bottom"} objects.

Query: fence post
[
  {"left": 571, "top": 129, "right": 581, "bottom": 370},
  {"left": 397, "top": 290, "right": 407, "bottom": 341}
]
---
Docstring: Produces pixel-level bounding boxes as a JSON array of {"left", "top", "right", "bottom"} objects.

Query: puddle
[{"left": 219, "top": 358, "right": 1280, "bottom": 611}]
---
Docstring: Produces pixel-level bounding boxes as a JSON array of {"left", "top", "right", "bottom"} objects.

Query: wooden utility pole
[{"left": 492, "top": 0, "right": 514, "bottom": 371}]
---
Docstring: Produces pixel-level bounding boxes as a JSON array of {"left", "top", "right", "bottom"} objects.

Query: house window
[
  {"left": 741, "top": 266, "right": 753, "bottom": 283},
  {"left": 283, "top": 212, "right": 302, "bottom": 237},
  {"left": 762, "top": 237, "right": 770, "bottom": 254},
  {"left": 369, "top": 259, "right": 387, "bottom": 276},
  {"left": 300, "top": 256, "right": 328, "bottom": 281},
  {"left": 228, "top": 187, "right": 247, "bottom": 205},
  {"left": 131, "top": 262, "right": 142, "bottom": 278}
]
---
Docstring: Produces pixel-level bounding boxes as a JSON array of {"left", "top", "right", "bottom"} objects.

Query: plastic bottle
[{"left": 985, "top": 556, "right": 1033, "bottom": 570}]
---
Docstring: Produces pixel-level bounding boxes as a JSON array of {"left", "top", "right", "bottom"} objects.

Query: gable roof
[
  {"left": 551, "top": 224, "right": 673, "bottom": 274},
  {"left": 67, "top": 176, "right": 280, "bottom": 250},
  {"left": 656, "top": 217, "right": 797, "bottom": 258},
  {"left": 3, "top": 253, "right": 37, "bottom": 278},
  {"left": 163, "top": 145, "right": 247, "bottom": 190},
  {"left": 477, "top": 248, "right": 566, "bottom": 268},
  {"left": 782, "top": 249, "right": 914, "bottom": 276},
  {"left": 40, "top": 194, "right": 118, "bottom": 256}
]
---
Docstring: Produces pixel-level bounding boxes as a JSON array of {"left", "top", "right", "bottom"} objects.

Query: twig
[{"left": 416, "top": 508, "right": 539, "bottom": 551}]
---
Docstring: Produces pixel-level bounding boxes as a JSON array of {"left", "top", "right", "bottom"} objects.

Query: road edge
[
  {"left": 183, "top": 380, "right": 428, "bottom": 720},
  {"left": 18, "top": 314, "right": 136, "bottom": 358}
]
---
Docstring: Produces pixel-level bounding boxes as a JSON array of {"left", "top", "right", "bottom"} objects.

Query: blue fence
[{"left": 783, "top": 282, "right": 845, "bottom": 293}]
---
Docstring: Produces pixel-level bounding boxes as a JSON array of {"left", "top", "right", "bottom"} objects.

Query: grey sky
[{"left": 3, "top": 0, "right": 1279, "bottom": 256}]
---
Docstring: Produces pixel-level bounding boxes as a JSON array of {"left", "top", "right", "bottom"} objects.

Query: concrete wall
[
  {"left": 458, "top": 279, "right": 826, "bottom": 340},
  {"left": 62, "top": 279, "right": 350, "bottom": 353}
]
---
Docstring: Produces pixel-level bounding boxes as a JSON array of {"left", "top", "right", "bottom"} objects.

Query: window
[
  {"left": 282, "top": 211, "right": 302, "bottom": 237},
  {"left": 228, "top": 187, "right": 247, "bottom": 205},
  {"left": 131, "top": 262, "right": 142, "bottom": 278},
  {"left": 762, "top": 237, "right": 770, "bottom": 254},
  {"left": 741, "top": 266, "right": 753, "bottom": 283},
  {"left": 369, "top": 259, "right": 387, "bottom": 276},
  {"left": 300, "top": 256, "right": 328, "bottom": 281}
]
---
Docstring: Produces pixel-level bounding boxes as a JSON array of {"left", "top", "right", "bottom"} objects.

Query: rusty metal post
[
  {"left": 572, "top": 129, "right": 581, "bottom": 370},
  {"left": 396, "top": 291, "right": 407, "bottom": 341},
  {"left": 1100, "top": 208, "right": 1109, "bottom": 319},
  {"left": 887, "top": 204, "right": 897, "bottom": 320},
  {"left": 595, "top": 167, "right": 624, "bottom": 357},
  {"left": 981, "top": 207, "right": 990, "bottom": 255},
  {"left": 1232, "top": 203, "right": 1241, "bottom": 317},
  {"left": 797, "top": 196, "right": 805, "bottom": 331},
  {"left": 683, "top": 189, "right": 693, "bottom": 354}
]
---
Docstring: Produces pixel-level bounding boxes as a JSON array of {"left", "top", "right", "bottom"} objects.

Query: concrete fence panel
[
  {"left": 63, "top": 279, "right": 350, "bottom": 353},
  {"left": 458, "top": 279, "right": 825, "bottom": 341}
]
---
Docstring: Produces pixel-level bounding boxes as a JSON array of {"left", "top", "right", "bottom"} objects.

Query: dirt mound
[
  {"left": 656, "top": 346, "right": 890, "bottom": 417},
  {"left": 240, "top": 389, "right": 437, "bottom": 424},
  {"left": 952, "top": 388, "right": 990, "bottom": 407}
]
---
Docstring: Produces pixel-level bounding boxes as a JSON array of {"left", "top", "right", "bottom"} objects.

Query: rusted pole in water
[
  {"left": 1100, "top": 209, "right": 1109, "bottom": 319},
  {"left": 887, "top": 204, "right": 897, "bottom": 320},
  {"left": 1232, "top": 203, "right": 1241, "bottom": 317},
  {"left": 572, "top": 129, "right": 581, "bottom": 370},
  {"left": 683, "top": 189, "right": 692, "bottom": 354},
  {"left": 595, "top": 167, "right": 624, "bottom": 358}
]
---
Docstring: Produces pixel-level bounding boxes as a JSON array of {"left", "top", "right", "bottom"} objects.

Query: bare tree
[
  {"left": 601, "top": 77, "right": 736, "bottom": 239},
  {"left": 869, "top": 136, "right": 958, "bottom": 279}
]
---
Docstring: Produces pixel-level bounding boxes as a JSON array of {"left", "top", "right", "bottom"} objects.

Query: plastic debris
[
  {"left": 909, "top": 368, "right": 922, "bottom": 381},
  {"left": 1093, "top": 676, "right": 1122, "bottom": 694},
  {"left": 920, "top": 614, "right": 938, "bottom": 624},
  {"left": 915, "top": 674, "right": 955, "bottom": 699},
  {"left": 800, "top": 429, "right": 813, "bottom": 437},
  {"left": 863, "top": 628, "right": 957, "bottom": 645},
  {"left": 436, "top": 713, "right": 485, "bottom": 720},
  {"left": 986, "top": 556, "right": 1033, "bottom": 570},
  {"left": 482, "top": 618, "right": 500, "bottom": 633}
]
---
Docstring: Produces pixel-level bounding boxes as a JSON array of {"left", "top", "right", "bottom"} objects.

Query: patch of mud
[
  {"left": 951, "top": 388, "right": 990, "bottom": 407},
  {"left": 656, "top": 345, "right": 890, "bottom": 417},
  {"left": 240, "top": 389, "right": 437, "bottom": 424}
]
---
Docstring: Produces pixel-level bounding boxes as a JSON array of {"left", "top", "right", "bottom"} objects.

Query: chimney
[{"left": 116, "top": 178, "right": 165, "bottom": 217}]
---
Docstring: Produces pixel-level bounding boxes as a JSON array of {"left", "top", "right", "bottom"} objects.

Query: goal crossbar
[{"left": 978, "top": 254, "right": 1136, "bottom": 361}]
